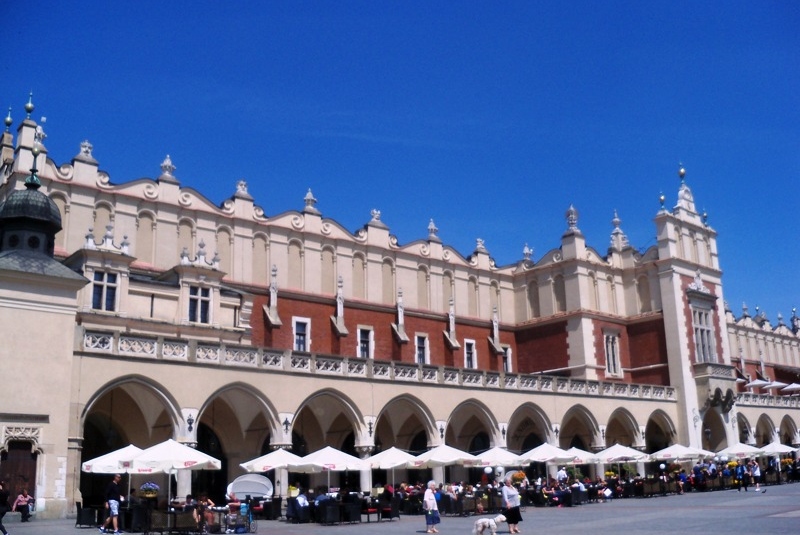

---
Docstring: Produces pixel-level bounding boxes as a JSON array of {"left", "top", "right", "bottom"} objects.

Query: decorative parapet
[
  {"left": 79, "top": 329, "right": 680, "bottom": 401},
  {"left": 737, "top": 393, "right": 800, "bottom": 409}
]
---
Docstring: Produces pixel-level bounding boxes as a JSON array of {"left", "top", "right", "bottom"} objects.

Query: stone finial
[
  {"left": 24, "top": 92, "right": 34, "bottom": 119},
  {"left": 523, "top": 243, "right": 533, "bottom": 261},
  {"left": 475, "top": 238, "right": 486, "bottom": 252},
  {"left": 428, "top": 219, "right": 438, "bottom": 237},
  {"left": 566, "top": 204, "right": 579, "bottom": 231},
  {"left": 4, "top": 107, "right": 11, "bottom": 132},
  {"left": 161, "top": 155, "right": 176, "bottom": 175},
  {"left": 303, "top": 188, "right": 320, "bottom": 214},
  {"left": 237, "top": 180, "right": 249, "bottom": 194},
  {"left": 81, "top": 140, "right": 94, "bottom": 157},
  {"left": 742, "top": 302, "right": 750, "bottom": 318},
  {"left": 370, "top": 208, "right": 381, "bottom": 221},
  {"left": 610, "top": 209, "right": 629, "bottom": 250}
]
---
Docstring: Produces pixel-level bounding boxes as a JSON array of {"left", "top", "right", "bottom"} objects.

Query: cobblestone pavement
[{"left": 8, "top": 483, "right": 800, "bottom": 535}]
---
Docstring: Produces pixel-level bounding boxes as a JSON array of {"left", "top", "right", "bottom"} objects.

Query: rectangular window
[
  {"left": 188, "top": 286, "right": 210, "bottom": 324},
  {"left": 605, "top": 332, "right": 621, "bottom": 376},
  {"left": 692, "top": 306, "right": 717, "bottom": 363},
  {"left": 92, "top": 271, "right": 118, "bottom": 311},
  {"left": 294, "top": 317, "right": 311, "bottom": 352},
  {"left": 415, "top": 335, "right": 428, "bottom": 365},
  {"left": 358, "top": 327, "right": 373, "bottom": 359},
  {"left": 464, "top": 339, "right": 476, "bottom": 369},
  {"left": 502, "top": 346, "right": 512, "bottom": 373}
]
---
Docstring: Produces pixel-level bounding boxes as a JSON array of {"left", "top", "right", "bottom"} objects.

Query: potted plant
[{"left": 140, "top": 481, "right": 160, "bottom": 499}]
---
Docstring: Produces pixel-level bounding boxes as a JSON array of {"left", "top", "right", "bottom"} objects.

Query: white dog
[{"left": 472, "top": 514, "right": 507, "bottom": 535}]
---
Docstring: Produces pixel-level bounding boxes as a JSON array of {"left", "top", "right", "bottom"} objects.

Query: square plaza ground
[{"left": 8, "top": 483, "right": 800, "bottom": 535}]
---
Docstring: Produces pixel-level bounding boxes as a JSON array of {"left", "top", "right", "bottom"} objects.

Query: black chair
[
  {"left": 343, "top": 500, "right": 361, "bottom": 523},
  {"left": 146, "top": 510, "right": 170, "bottom": 535},
  {"left": 75, "top": 502, "right": 97, "bottom": 528},
  {"left": 382, "top": 494, "right": 401, "bottom": 521},
  {"left": 286, "top": 497, "right": 310, "bottom": 524},
  {"left": 316, "top": 501, "right": 340, "bottom": 525}
]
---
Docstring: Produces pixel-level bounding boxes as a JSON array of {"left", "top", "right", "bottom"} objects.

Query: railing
[
  {"left": 736, "top": 392, "right": 800, "bottom": 408},
  {"left": 81, "top": 329, "right": 677, "bottom": 401}
]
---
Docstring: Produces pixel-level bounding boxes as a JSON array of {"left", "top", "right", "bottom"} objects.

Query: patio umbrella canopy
[
  {"left": 82, "top": 444, "right": 143, "bottom": 473},
  {"left": 407, "top": 444, "right": 480, "bottom": 469},
  {"left": 649, "top": 444, "right": 710, "bottom": 462},
  {"left": 367, "top": 447, "right": 416, "bottom": 469},
  {"left": 82, "top": 444, "right": 145, "bottom": 501},
  {"left": 595, "top": 444, "right": 649, "bottom": 463},
  {"left": 289, "top": 446, "right": 367, "bottom": 473},
  {"left": 366, "top": 447, "right": 416, "bottom": 487},
  {"left": 716, "top": 443, "right": 765, "bottom": 459},
  {"left": 476, "top": 446, "right": 524, "bottom": 467},
  {"left": 759, "top": 442, "right": 796, "bottom": 455},
  {"left": 288, "top": 446, "right": 367, "bottom": 490},
  {"left": 518, "top": 443, "right": 573, "bottom": 464},
  {"left": 240, "top": 448, "right": 302, "bottom": 473},
  {"left": 562, "top": 447, "right": 600, "bottom": 465},
  {"left": 131, "top": 438, "right": 222, "bottom": 500}
]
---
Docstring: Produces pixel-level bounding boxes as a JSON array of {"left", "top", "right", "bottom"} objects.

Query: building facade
[{"left": 1, "top": 99, "right": 799, "bottom": 518}]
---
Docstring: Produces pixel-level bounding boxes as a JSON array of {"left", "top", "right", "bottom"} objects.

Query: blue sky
[{"left": 3, "top": 1, "right": 798, "bottom": 323}]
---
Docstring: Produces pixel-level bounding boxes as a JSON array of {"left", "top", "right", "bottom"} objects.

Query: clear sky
[{"left": 3, "top": 1, "right": 798, "bottom": 324}]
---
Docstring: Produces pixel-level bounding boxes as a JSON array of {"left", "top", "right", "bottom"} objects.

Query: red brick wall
[
  {"left": 627, "top": 319, "right": 669, "bottom": 385},
  {"left": 515, "top": 322, "right": 568, "bottom": 374},
  {"left": 249, "top": 296, "right": 513, "bottom": 368}
]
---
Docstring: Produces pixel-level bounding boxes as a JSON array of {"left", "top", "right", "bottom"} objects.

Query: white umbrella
[
  {"left": 716, "top": 443, "right": 764, "bottom": 459},
  {"left": 518, "top": 443, "right": 573, "bottom": 464},
  {"left": 82, "top": 444, "right": 144, "bottom": 501},
  {"left": 289, "top": 446, "right": 367, "bottom": 472},
  {"left": 82, "top": 444, "right": 143, "bottom": 473},
  {"left": 746, "top": 379, "right": 769, "bottom": 388},
  {"left": 240, "top": 448, "right": 302, "bottom": 472},
  {"left": 288, "top": 446, "right": 367, "bottom": 489},
  {"left": 562, "top": 447, "right": 600, "bottom": 465},
  {"left": 764, "top": 381, "right": 788, "bottom": 390},
  {"left": 131, "top": 439, "right": 222, "bottom": 500},
  {"left": 407, "top": 444, "right": 480, "bottom": 469},
  {"left": 476, "top": 446, "right": 524, "bottom": 467},
  {"left": 595, "top": 444, "right": 648, "bottom": 463},
  {"left": 649, "top": 444, "right": 710, "bottom": 462},
  {"left": 367, "top": 447, "right": 416, "bottom": 470},
  {"left": 759, "top": 442, "right": 796, "bottom": 455},
  {"left": 366, "top": 447, "right": 416, "bottom": 487},
  {"left": 781, "top": 383, "right": 800, "bottom": 392}
]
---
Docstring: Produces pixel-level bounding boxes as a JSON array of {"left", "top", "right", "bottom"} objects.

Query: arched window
[
  {"left": 381, "top": 259, "right": 395, "bottom": 305},
  {"left": 636, "top": 275, "right": 651, "bottom": 313},
  {"left": 527, "top": 281, "right": 540, "bottom": 319},
  {"left": 468, "top": 277, "right": 478, "bottom": 317},
  {"left": 443, "top": 271, "right": 454, "bottom": 312},
  {"left": 352, "top": 254, "right": 366, "bottom": 299},
  {"left": 288, "top": 241, "right": 303, "bottom": 289},
  {"left": 553, "top": 275, "right": 566, "bottom": 313},
  {"left": 252, "top": 234, "right": 269, "bottom": 286},
  {"left": 417, "top": 266, "right": 429, "bottom": 309},
  {"left": 321, "top": 247, "right": 335, "bottom": 295},
  {"left": 216, "top": 227, "right": 232, "bottom": 275},
  {"left": 135, "top": 212, "right": 155, "bottom": 264},
  {"left": 94, "top": 203, "right": 113, "bottom": 242},
  {"left": 177, "top": 219, "right": 194, "bottom": 262}
]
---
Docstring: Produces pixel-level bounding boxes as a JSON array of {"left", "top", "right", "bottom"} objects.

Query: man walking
[{"left": 99, "top": 474, "right": 123, "bottom": 534}]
